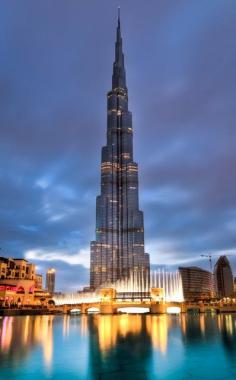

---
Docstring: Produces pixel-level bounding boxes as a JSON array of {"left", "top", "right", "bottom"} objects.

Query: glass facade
[
  {"left": 214, "top": 256, "right": 234, "bottom": 298},
  {"left": 179, "top": 266, "right": 215, "bottom": 301},
  {"left": 90, "top": 15, "right": 150, "bottom": 290}
]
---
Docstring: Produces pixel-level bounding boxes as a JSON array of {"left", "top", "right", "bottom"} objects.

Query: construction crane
[
  {"left": 201, "top": 253, "right": 233, "bottom": 273},
  {"left": 201, "top": 254, "right": 213, "bottom": 272}
]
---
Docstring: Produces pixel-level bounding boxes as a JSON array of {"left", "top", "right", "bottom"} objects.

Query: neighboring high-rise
[
  {"left": 90, "top": 12, "right": 150, "bottom": 290},
  {"left": 214, "top": 256, "right": 234, "bottom": 298},
  {"left": 179, "top": 266, "right": 215, "bottom": 301},
  {"left": 46, "top": 268, "right": 56, "bottom": 294}
]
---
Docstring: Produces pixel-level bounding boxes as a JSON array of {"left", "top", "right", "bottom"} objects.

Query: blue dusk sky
[{"left": 0, "top": 0, "right": 235, "bottom": 291}]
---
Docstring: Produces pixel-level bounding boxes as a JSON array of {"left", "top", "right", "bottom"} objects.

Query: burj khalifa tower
[{"left": 90, "top": 11, "right": 150, "bottom": 291}]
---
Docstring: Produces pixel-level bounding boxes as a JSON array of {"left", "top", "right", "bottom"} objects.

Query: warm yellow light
[
  {"left": 48, "top": 268, "right": 56, "bottom": 274},
  {"left": 117, "top": 307, "right": 149, "bottom": 314},
  {"left": 166, "top": 306, "right": 181, "bottom": 314},
  {"left": 87, "top": 307, "right": 100, "bottom": 313},
  {"left": 146, "top": 315, "right": 168, "bottom": 354},
  {"left": 70, "top": 308, "right": 81, "bottom": 314}
]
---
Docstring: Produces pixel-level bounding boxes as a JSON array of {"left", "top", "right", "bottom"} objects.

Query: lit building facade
[
  {"left": 214, "top": 255, "right": 234, "bottom": 298},
  {"left": 0, "top": 257, "right": 36, "bottom": 281},
  {"left": 0, "top": 256, "right": 46, "bottom": 307},
  {"left": 90, "top": 14, "right": 150, "bottom": 290},
  {"left": 179, "top": 266, "right": 215, "bottom": 301},
  {"left": 46, "top": 268, "right": 56, "bottom": 294},
  {"left": 35, "top": 274, "right": 43, "bottom": 289}
]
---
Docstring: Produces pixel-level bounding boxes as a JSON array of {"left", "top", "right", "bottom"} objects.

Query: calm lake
[{"left": 0, "top": 313, "right": 236, "bottom": 380}]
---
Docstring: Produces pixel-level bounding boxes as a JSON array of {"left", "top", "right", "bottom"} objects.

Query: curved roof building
[
  {"left": 179, "top": 266, "right": 215, "bottom": 301},
  {"left": 214, "top": 255, "right": 234, "bottom": 298}
]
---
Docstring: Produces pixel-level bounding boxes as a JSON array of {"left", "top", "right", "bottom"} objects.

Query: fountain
[
  {"left": 108, "top": 270, "right": 150, "bottom": 294},
  {"left": 53, "top": 269, "right": 184, "bottom": 305},
  {"left": 106, "top": 269, "right": 184, "bottom": 302},
  {"left": 150, "top": 269, "right": 184, "bottom": 302},
  {"left": 53, "top": 292, "right": 100, "bottom": 306}
]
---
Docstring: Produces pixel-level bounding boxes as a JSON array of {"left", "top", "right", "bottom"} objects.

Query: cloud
[
  {"left": 25, "top": 248, "right": 90, "bottom": 268},
  {"left": 143, "top": 186, "right": 192, "bottom": 205},
  {"left": 147, "top": 238, "right": 206, "bottom": 267},
  {"left": 0, "top": 0, "right": 235, "bottom": 290},
  {"left": 148, "top": 238, "right": 236, "bottom": 270}
]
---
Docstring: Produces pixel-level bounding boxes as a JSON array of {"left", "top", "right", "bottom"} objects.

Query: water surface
[{"left": 0, "top": 313, "right": 236, "bottom": 380}]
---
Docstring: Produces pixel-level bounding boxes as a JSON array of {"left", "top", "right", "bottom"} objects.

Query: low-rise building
[
  {"left": 0, "top": 259, "right": 7, "bottom": 279},
  {"left": 0, "top": 257, "right": 36, "bottom": 281},
  {"left": 0, "top": 256, "right": 48, "bottom": 307}
]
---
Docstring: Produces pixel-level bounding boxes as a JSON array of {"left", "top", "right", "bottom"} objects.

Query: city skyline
[{"left": 0, "top": 1, "right": 235, "bottom": 290}]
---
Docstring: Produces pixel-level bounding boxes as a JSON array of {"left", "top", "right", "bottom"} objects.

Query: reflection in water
[
  {"left": 89, "top": 315, "right": 152, "bottom": 380},
  {"left": 0, "top": 317, "right": 13, "bottom": 352},
  {"left": 180, "top": 313, "right": 236, "bottom": 363},
  {"left": 63, "top": 315, "right": 70, "bottom": 338},
  {"left": 32, "top": 316, "right": 54, "bottom": 369},
  {"left": 41, "top": 316, "right": 54, "bottom": 369},
  {"left": 217, "top": 314, "right": 223, "bottom": 331},
  {"left": 81, "top": 315, "right": 88, "bottom": 337},
  {"left": 0, "top": 314, "right": 236, "bottom": 379},
  {"left": 0, "top": 315, "right": 54, "bottom": 371},
  {"left": 218, "top": 314, "right": 236, "bottom": 361},
  {"left": 96, "top": 315, "right": 116, "bottom": 351},
  {"left": 180, "top": 313, "right": 187, "bottom": 336},
  {"left": 146, "top": 315, "right": 168, "bottom": 354},
  {"left": 119, "top": 314, "right": 142, "bottom": 337},
  {"left": 92, "top": 314, "right": 143, "bottom": 351},
  {"left": 199, "top": 313, "right": 206, "bottom": 336},
  {"left": 181, "top": 314, "right": 209, "bottom": 343},
  {"left": 225, "top": 314, "right": 233, "bottom": 336},
  {"left": 23, "top": 316, "right": 30, "bottom": 344}
]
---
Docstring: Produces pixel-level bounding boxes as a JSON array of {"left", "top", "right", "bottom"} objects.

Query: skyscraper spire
[
  {"left": 112, "top": 7, "right": 126, "bottom": 90},
  {"left": 118, "top": 6, "right": 120, "bottom": 28},
  {"left": 90, "top": 12, "right": 150, "bottom": 291}
]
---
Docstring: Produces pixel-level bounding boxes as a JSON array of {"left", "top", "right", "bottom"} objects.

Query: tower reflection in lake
[{"left": 1, "top": 314, "right": 236, "bottom": 379}]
